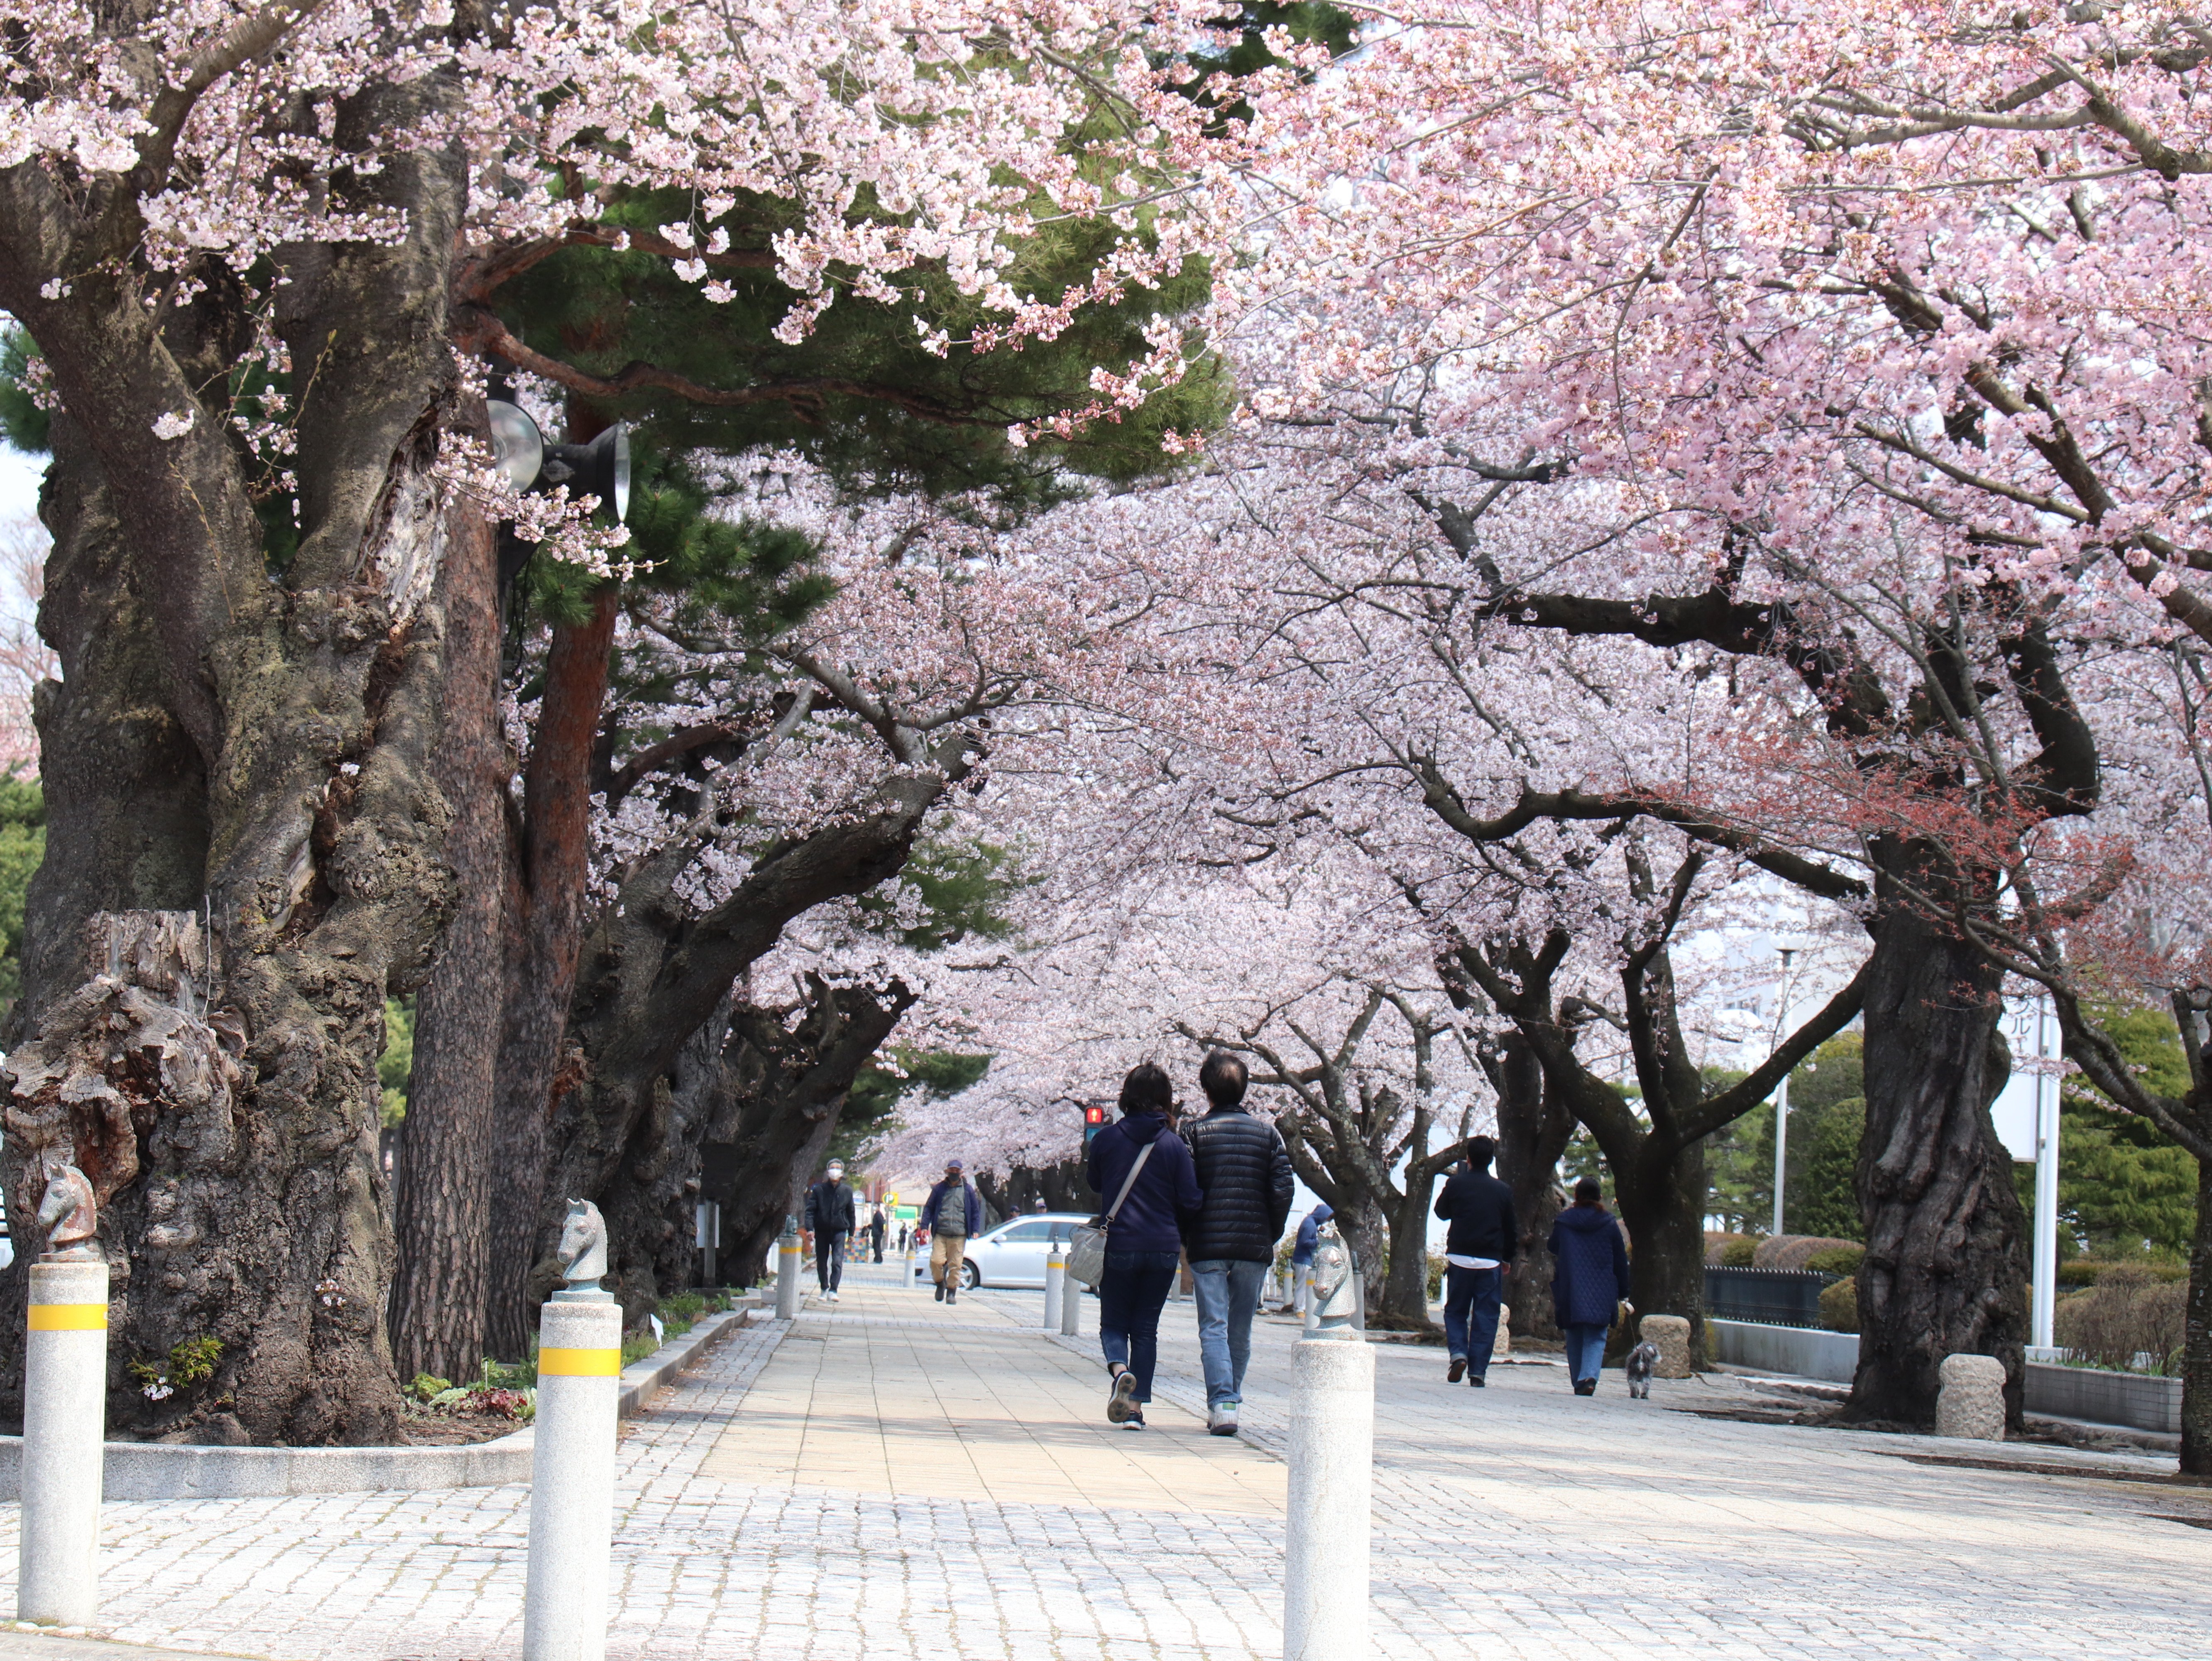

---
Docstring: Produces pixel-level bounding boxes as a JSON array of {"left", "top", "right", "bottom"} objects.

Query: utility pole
[{"left": 1770, "top": 946, "right": 1797, "bottom": 1238}]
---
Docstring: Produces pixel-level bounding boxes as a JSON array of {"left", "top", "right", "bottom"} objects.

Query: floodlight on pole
[{"left": 484, "top": 399, "right": 632, "bottom": 523}]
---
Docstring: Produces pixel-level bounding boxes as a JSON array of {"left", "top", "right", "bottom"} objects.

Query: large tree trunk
[
  {"left": 1491, "top": 1034, "right": 1571, "bottom": 1340},
  {"left": 2185, "top": 1155, "right": 2212, "bottom": 1476},
  {"left": 1852, "top": 875, "right": 2030, "bottom": 1429},
  {"left": 481, "top": 585, "right": 619, "bottom": 1360},
  {"left": 5, "top": 423, "right": 208, "bottom": 1050},
  {"left": 977, "top": 1159, "right": 1092, "bottom": 1218},
  {"left": 530, "top": 742, "right": 965, "bottom": 1317},
  {"left": 0, "top": 70, "right": 473, "bottom": 1442},
  {"left": 1613, "top": 1138, "right": 1710, "bottom": 1364},
  {"left": 1378, "top": 1181, "right": 1439, "bottom": 1327},
  {"left": 388, "top": 502, "right": 504, "bottom": 1382},
  {"left": 696, "top": 981, "right": 915, "bottom": 1291}
]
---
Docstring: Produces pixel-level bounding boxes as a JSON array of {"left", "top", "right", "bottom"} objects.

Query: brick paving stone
[{"left": 0, "top": 1265, "right": 2203, "bottom": 1659}]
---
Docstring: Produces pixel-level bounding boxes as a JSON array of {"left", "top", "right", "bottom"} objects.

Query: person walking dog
[
  {"left": 1433, "top": 1137, "right": 1517, "bottom": 1387},
  {"left": 1182, "top": 1051, "right": 1294, "bottom": 1435},
  {"left": 1085, "top": 1063, "right": 1203, "bottom": 1431},
  {"left": 1549, "top": 1176, "right": 1632, "bottom": 1395},
  {"left": 920, "top": 1160, "right": 984, "bottom": 1305}
]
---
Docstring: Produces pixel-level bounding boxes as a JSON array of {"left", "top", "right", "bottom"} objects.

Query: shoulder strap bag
[{"left": 1066, "top": 1133, "right": 1159, "bottom": 1290}]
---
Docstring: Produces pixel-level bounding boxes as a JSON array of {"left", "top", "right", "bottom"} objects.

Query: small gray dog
[{"left": 1624, "top": 1340, "right": 1660, "bottom": 1399}]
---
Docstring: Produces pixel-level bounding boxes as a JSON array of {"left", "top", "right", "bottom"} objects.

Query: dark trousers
[
  {"left": 1444, "top": 1264, "right": 1504, "bottom": 1374},
  {"left": 870, "top": 1227, "right": 884, "bottom": 1262},
  {"left": 1097, "top": 1249, "right": 1180, "bottom": 1403},
  {"left": 815, "top": 1231, "right": 847, "bottom": 1292}
]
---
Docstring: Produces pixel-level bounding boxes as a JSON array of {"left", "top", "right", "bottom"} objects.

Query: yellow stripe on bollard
[
  {"left": 536, "top": 1346, "right": 622, "bottom": 1377},
  {"left": 26, "top": 1305, "right": 107, "bottom": 1331}
]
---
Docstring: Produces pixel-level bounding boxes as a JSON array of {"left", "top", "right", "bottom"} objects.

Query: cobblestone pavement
[{"left": 0, "top": 1265, "right": 2204, "bottom": 1660}]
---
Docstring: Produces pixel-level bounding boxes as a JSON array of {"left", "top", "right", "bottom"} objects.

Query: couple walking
[
  {"left": 1084, "top": 1053, "right": 1293, "bottom": 1436},
  {"left": 1433, "top": 1153, "right": 1631, "bottom": 1395}
]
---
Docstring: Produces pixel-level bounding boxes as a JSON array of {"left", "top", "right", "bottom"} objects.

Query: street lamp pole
[
  {"left": 2030, "top": 992, "right": 2060, "bottom": 1350},
  {"left": 1770, "top": 947, "right": 1797, "bottom": 1239}
]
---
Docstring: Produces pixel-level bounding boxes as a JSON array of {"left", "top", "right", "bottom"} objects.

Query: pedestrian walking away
[
  {"left": 1287, "top": 1200, "right": 1332, "bottom": 1316},
  {"left": 1433, "top": 1135, "right": 1517, "bottom": 1387},
  {"left": 868, "top": 1203, "right": 887, "bottom": 1263},
  {"left": 1085, "top": 1062, "right": 1203, "bottom": 1431},
  {"left": 1182, "top": 1050, "right": 1294, "bottom": 1435},
  {"left": 897, "top": 1222, "right": 911, "bottom": 1254},
  {"left": 805, "top": 1161, "right": 858, "bottom": 1300},
  {"left": 1549, "top": 1176, "right": 1632, "bottom": 1395},
  {"left": 920, "top": 1160, "right": 984, "bottom": 1304}
]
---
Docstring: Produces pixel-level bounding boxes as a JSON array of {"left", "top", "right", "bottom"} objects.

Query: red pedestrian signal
[{"left": 1082, "top": 1103, "right": 1108, "bottom": 1145}]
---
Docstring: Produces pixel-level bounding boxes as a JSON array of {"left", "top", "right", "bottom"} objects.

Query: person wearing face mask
[{"left": 804, "top": 1159, "right": 858, "bottom": 1301}]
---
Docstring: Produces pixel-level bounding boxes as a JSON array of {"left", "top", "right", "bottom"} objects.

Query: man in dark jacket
[
  {"left": 1182, "top": 1051, "right": 1295, "bottom": 1434},
  {"left": 920, "top": 1159, "right": 985, "bottom": 1304},
  {"left": 804, "top": 1160, "right": 858, "bottom": 1301},
  {"left": 1432, "top": 1136, "right": 1518, "bottom": 1386},
  {"left": 868, "top": 1204, "right": 887, "bottom": 1262}
]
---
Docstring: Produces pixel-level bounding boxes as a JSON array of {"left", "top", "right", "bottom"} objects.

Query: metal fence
[{"left": 1703, "top": 1265, "right": 1839, "bottom": 1329}]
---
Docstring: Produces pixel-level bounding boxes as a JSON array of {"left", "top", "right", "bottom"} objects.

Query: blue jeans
[
  {"left": 1189, "top": 1258, "right": 1267, "bottom": 1406},
  {"left": 1564, "top": 1323, "right": 1607, "bottom": 1384},
  {"left": 1098, "top": 1250, "right": 1180, "bottom": 1403},
  {"left": 1443, "top": 1265, "right": 1503, "bottom": 1374}
]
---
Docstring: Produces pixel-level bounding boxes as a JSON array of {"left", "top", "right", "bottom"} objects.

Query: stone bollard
[
  {"left": 903, "top": 1245, "right": 918, "bottom": 1289},
  {"left": 20, "top": 1256, "right": 109, "bottom": 1625},
  {"left": 1641, "top": 1314, "right": 1693, "bottom": 1379},
  {"left": 524, "top": 1206, "right": 624, "bottom": 1661},
  {"left": 775, "top": 1228, "right": 802, "bottom": 1320},
  {"left": 1491, "top": 1318, "right": 1511, "bottom": 1364},
  {"left": 1936, "top": 1353, "right": 2007, "bottom": 1441},
  {"left": 1044, "top": 1247, "right": 1065, "bottom": 1330},
  {"left": 1284, "top": 1335, "right": 1371, "bottom": 1658},
  {"left": 1061, "top": 1269, "right": 1082, "bottom": 1337}
]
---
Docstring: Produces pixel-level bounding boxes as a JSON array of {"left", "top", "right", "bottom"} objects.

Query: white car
[{"left": 959, "top": 1213, "right": 1091, "bottom": 1290}]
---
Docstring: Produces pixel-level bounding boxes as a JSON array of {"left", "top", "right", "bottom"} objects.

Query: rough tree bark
[
  {"left": 694, "top": 979, "right": 916, "bottom": 1291},
  {"left": 1850, "top": 855, "right": 2030, "bottom": 1430},
  {"left": 978, "top": 1159, "right": 1093, "bottom": 1218},
  {"left": 530, "top": 719, "right": 975, "bottom": 1317},
  {"left": 1479, "top": 1034, "right": 1571, "bottom": 1340},
  {"left": 388, "top": 505, "right": 504, "bottom": 1383},
  {"left": 0, "top": 60, "right": 475, "bottom": 1440},
  {"left": 478, "top": 585, "right": 620, "bottom": 1359}
]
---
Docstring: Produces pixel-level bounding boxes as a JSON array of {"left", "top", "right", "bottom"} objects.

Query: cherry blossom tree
[{"left": 0, "top": 0, "right": 1257, "bottom": 1435}]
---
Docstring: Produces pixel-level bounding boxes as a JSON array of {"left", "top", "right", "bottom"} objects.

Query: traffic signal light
[{"left": 1082, "top": 1103, "right": 1109, "bottom": 1146}]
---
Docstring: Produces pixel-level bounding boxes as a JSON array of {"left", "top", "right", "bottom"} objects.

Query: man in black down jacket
[
  {"left": 1432, "top": 1136, "right": 1518, "bottom": 1386},
  {"left": 1184, "top": 1051, "right": 1295, "bottom": 1435}
]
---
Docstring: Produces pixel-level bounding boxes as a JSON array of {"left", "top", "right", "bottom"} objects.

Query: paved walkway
[{"left": 0, "top": 1265, "right": 2203, "bottom": 1659}]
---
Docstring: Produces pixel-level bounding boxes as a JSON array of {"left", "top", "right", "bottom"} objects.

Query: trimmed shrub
[
  {"left": 1721, "top": 1237, "right": 1758, "bottom": 1268},
  {"left": 2053, "top": 1272, "right": 2188, "bottom": 1374},
  {"left": 1818, "top": 1276, "right": 1859, "bottom": 1334},
  {"left": 1753, "top": 1234, "right": 1862, "bottom": 1271},
  {"left": 1707, "top": 1231, "right": 1756, "bottom": 1267},
  {"left": 1803, "top": 1244, "right": 1865, "bottom": 1276}
]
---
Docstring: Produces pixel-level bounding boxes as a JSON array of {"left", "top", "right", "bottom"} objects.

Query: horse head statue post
[{"left": 34, "top": 1162, "right": 100, "bottom": 1263}]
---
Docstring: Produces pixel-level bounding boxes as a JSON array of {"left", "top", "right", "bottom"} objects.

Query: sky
[{"left": 0, "top": 445, "right": 36, "bottom": 524}]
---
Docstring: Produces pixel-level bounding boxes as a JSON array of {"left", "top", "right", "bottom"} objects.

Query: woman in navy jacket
[
  {"left": 1084, "top": 1063, "right": 1203, "bottom": 1430},
  {"left": 1548, "top": 1176, "right": 1633, "bottom": 1395}
]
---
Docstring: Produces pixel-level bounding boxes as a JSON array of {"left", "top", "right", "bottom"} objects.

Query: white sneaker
[
  {"left": 828, "top": 1290, "right": 839, "bottom": 1302},
  {"left": 1208, "top": 1402, "right": 1239, "bottom": 1437}
]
